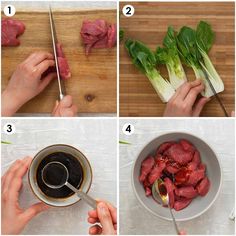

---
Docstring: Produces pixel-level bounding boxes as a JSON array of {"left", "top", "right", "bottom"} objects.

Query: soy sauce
[{"left": 36, "top": 152, "right": 83, "bottom": 198}]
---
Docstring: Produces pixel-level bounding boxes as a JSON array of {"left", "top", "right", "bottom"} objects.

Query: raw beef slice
[
  {"left": 174, "top": 198, "right": 192, "bottom": 211},
  {"left": 139, "top": 156, "right": 155, "bottom": 182},
  {"left": 80, "top": 19, "right": 116, "bottom": 55},
  {"left": 164, "top": 177, "right": 175, "bottom": 208},
  {"left": 2, "top": 18, "right": 25, "bottom": 46},
  {"left": 196, "top": 177, "right": 210, "bottom": 196},
  {"left": 56, "top": 43, "right": 71, "bottom": 80},
  {"left": 175, "top": 186, "right": 198, "bottom": 199},
  {"left": 165, "top": 143, "right": 193, "bottom": 165}
]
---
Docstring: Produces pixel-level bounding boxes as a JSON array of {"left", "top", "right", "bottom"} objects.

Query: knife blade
[
  {"left": 49, "top": 6, "right": 66, "bottom": 100},
  {"left": 200, "top": 61, "right": 229, "bottom": 117}
]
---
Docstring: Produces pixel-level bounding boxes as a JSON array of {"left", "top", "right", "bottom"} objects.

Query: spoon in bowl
[
  {"left": 152, "top": 178, "right": 180, "bottom": 234},
  {"left": 42, "top": 161, "right": 97, "bottom": 209}
]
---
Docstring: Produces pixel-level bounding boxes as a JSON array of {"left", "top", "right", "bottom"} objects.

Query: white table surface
[
  {"left": 119, "top": 118, "right": 235, "bottom": 235},
  {"left": 1, "top": 118, "right": 117, "bottom": 235}
]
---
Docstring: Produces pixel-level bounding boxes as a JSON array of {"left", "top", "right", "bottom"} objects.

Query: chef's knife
[
  {"left": 49, "top": 6, "right": 66, "bottom": 101},
  {"left": 200, "top": 61, "right": 229, "bottom": 117}
]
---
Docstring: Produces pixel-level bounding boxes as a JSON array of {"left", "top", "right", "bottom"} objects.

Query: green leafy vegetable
[
  {"left": 196, "top": 21, "right": 224, "bottom": 96},
  {"left": 156, "top": 26, "right": 187, "bottom": 90},
  {"left": 119, "top": 29, "right": 125, "bottom": 41},
  {"left": 125, "top": 39, "right": 175, "bottom": 102}
]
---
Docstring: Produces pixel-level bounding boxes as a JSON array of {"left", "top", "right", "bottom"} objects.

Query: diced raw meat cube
[
  {"left": 196, "top": 177, "right": 210, "bottom": 196},
  {"left": 139, "top": 156, "right": 155, "bottom": 182}
]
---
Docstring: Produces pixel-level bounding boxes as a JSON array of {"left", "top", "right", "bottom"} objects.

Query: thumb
[
  {"left": 22, "top": 202, "right": 49, "bottom": 223},
  {"left": 97, "top": 202, "right": 115, "bottom": 235},
  {"left": 192, "top": 97, "right": 210, "bottom": 117}
]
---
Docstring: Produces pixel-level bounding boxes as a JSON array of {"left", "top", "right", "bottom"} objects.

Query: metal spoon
[
  {"left": 152, "top": 178, "right": 180, "bottom": 234},
  {"left": 42, "top": 161, "right": 97, "bottom": 209}
]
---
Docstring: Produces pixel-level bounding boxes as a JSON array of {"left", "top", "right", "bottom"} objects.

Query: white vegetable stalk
[{"left": 146, "top": 69, "right": 175, "bottom": 103}]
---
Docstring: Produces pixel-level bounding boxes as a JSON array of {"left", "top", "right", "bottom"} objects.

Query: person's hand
[
  {"left": 88, "top": 201, "right": 117, "bottom": 235},
  {"left": 163, "top": 79, "right": 210, "bottom": 117},
  {"left": 2, "top": 51, "right": 56, "bottom": 116},
  {"left": 1, "top": 157, "right": 50, "bottom": 235},
  {"left": 52, "top": 95, "right": 78, "bottom": 117}
]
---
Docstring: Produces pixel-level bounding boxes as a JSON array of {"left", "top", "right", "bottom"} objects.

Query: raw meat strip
[
  {"left": 56, "top": 43, "right": 71, "bottom": 80},
  {"left": 164, "top": 177, "right": 175, "bottom": 208},
  {"left": 192, "top": 150, "right": 201, "bottom": 166},
  {"left": 179, "top": 139, "right": 195, "bottom": 153},
  {"left": 148, "top": 161, "right": 166, "bottom": 184},
  {"left": 175, "top": 186, "right": 198, "bottom": 199},
  {"left": 1, "top": 18, "right": 25, "bottom": 46},
  {"left": 80, "top": 19, "right": 116, "bottom": 55},
  {"left": 174, "top": 198, "right": 192, "bottom": 211},
  {"left": 187, "top": 169, "right": 205, "bottom": 186},
  {"left": 165, "top": 144, "right": 193, "bottom": 165},
  {"left": 139, "top": 156, "right": 155, "bottom": 182},
  {"left": 196, "top": 177, "right": 210, "bottom": 196},
  {"left": 156, "top": 142, "right": 174, "bottom": 155}
]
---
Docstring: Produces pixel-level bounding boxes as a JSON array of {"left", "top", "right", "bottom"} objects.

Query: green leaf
[
  {"left": 119, "top": 28, "right": 124, "bottom": 41},
  {"left": 196, "top": 21, "right": 214, "bottom": 53},
  {"left": 176, "top": 26, "right": 201, "bottom": 68},
  {"left": 1, "top": 141, "right": 11, "bottom": 144},
  {"left": 119, "top": 140, "right": 131, "bottom": 145}
]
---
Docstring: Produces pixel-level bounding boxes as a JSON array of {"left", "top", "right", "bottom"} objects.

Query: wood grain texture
[
  {"left": 2, "top": 10, "right": 117, "bottom": 114},
  {"left": 119, "top": 2, "right": 235, "bottom": 117}
]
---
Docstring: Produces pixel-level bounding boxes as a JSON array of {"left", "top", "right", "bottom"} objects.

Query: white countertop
[
  {"left": 1, "top": 118, "right": 117, "bottom": 235},
  {"left": 119, "top": 118, "right": 235, "bottom": 235}
]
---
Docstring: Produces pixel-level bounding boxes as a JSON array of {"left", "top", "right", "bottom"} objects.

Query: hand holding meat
[
  {"left": 163, "top": 80, "right": 210, "bottom": 117},
  {"left": 1, "top": 157, "right": 49, "bottom": 235},
  {"left": 2, "top": 51, "right": 56, "bottom": 116},
  {"left": 52, "top": 95, "right": 78, "bottom": 117},
  {"left": 88, "top": 201, "right": 117, "bottom": 235}
]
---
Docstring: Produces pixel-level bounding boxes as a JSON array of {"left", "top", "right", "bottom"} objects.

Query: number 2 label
[{"left": 122, "top": 5, "right": 135, "bottom": 17}]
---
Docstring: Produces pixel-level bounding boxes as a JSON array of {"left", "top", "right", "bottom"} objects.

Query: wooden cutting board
[
  {"left": 2, "top": 10, "right": 117, "bottom": 114},
  {"left": 120, "top": 2, "right": 235, "bottom": 117}
]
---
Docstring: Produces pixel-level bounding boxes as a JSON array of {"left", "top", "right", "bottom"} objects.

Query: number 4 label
[
  {"left": 122, "top": 5, "right": 135, "bottom": 17},
  {"left": 122, "top": 123, "right": 134, "bottom": 136}
]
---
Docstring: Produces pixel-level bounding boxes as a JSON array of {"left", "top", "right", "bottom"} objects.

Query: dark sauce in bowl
[{"left": 36, "top": 152, "right": 84, "bottom": 198}]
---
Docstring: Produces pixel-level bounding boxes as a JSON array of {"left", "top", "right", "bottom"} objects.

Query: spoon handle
[
  {"left": 65, "top": 182, "right": 97, "bottom": 209},
  {"left": 169, "top": 207, "right": 180, "bottom": 234}
]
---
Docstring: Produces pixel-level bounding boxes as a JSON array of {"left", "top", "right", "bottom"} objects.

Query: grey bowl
[
  {"left": 132, "top": 132, "right": 222, "bottom": 221},
  {"left": 29, "top": 144, "right": 92, "bottom": 207}
]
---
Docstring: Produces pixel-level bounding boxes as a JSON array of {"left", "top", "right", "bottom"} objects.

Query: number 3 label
[
  {"left": 3, "top": 123, "right": 16, "bottom": 135},
  {"left": 122, "top": 5, "right": 135, "bottom": 17},
  {"left": 122, "top": 123, "right": 134, "bottom": 136},
  {"left": 4, "top": 5, "right": 16, "bottom": 17}
]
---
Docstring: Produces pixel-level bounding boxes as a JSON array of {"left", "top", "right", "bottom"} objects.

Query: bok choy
[
  {"left": 155, "top": 26, "right": 187, "bottom": 90},
  {"left": 196, "top": 21, "right": 224, "bottom": 96},
  {"left": 177, "top": 21, "right": 224, "bottom": 97},
  {"left": 125, "top": 39, "right": 175, "bottom": 102}
]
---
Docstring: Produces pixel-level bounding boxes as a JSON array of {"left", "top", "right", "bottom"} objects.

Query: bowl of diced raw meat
[{"left": 132, "top": 132, "right": 222, "bottom": 221}]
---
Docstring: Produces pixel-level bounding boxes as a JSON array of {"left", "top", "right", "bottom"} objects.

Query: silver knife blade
[
  {"left": 49, "top": 6, "right": 66, "bottom": 100},
  {"left": 200, "top": 61, "right": 229, "bottom": 117}
]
